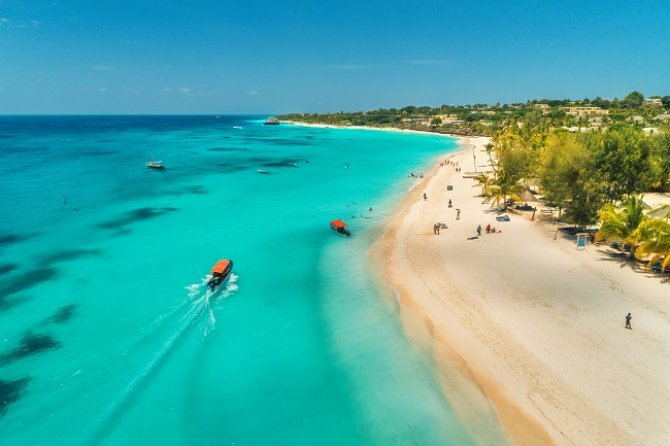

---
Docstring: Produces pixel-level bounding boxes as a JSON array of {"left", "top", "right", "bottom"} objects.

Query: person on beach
[
  {"left": 448, "top": 198, "right": 452, "bottom": 208},
  {"left": 485, "top": 224, "right": 491, "bottom": 233},
  {"left": 625, "top": 313, "right": 632, "bottom": 329},
  {"left": 456, "top": 208, "right": 461, "bottom": 220},
  {"left": 423, "top": 192, "right": 427, "bottom": 200},
  {"left": 476, "top": 224, "right": 482, "bottom": 236}
]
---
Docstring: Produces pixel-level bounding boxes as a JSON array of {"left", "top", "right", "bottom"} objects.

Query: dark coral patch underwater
[
  {"left": 0, "top": 377, "right": 31, "bottom": 416},
  {"left": 97, "top": 207, "right": 177, "bottom": 230},
  {"left": 0, "top": 332, "right": 62, "bottom": 367}
]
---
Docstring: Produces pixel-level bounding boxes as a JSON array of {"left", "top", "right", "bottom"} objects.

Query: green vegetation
[
  {"left": 279, "top": 90, "right": 670, "bottom": 271},
  {"left": 279, "top": 91, "right": 670, "bottom": 137}
]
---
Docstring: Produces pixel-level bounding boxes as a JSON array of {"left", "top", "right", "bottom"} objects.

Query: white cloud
[
  {"left": 248, "top": 90, "right": 258, "bottom": 96},
  {"left": 163, "top": 87, "right": 173, "bottom": 93},
  {"left": 0, "top": 17, "right": 40, "bottom": 29},
  {"left": 97, "top": 86, "right": 107, "bottom": 93},
  {"left": 178, "top": 87, "right": 192, "bottom": 94}
]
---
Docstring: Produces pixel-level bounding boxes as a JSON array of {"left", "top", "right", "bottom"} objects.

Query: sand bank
[{"left": 371, "top": 136, "right": 670, "bottom": 445}]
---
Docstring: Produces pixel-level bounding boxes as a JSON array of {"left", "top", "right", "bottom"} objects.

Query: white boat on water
[{"left": 146, "top": 160, "right": 165, "bottom": 169}]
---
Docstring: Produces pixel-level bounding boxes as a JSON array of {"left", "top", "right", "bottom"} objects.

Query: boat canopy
[
  {"left": 331, "top": 219, "right": 347, "bottom": 228},
  {"left": 211, "top": 259, "right": 232, "bottom": 274}
]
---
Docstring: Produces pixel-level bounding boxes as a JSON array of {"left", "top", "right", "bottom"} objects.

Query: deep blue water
[{"left": 0, "top": 116, "right": 504, "bottom": 445}]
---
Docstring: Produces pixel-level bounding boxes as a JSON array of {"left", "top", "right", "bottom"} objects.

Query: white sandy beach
[{"left": 371, "top": 137, "right": 670, "bottom": 445}]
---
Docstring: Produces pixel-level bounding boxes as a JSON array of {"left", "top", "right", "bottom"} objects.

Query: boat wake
[
  {"left": 85, "top": 274, "right": 238, "bottom": 444},
  {"left": 186, "top": 273, "right": 238, "bottom": 333}
]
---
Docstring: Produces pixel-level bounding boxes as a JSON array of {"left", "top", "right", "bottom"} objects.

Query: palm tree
[
  {"left": 474, "top": 173, "right": 494, "bottom": 198},
  {"left": 631, "top": 218, "right": 670, "bottom": 271},
  {"left": 596, "top": 194, "right": 647, "bottom": 249},
  {"left": 482, "top": 170, "right": 525, "bottom": 210}
]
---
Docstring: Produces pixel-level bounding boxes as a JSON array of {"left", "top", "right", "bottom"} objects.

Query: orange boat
[
  {"left": 207, "top": 259, "right": 234, "bottom": 291},
  {"left": 330, "top": 219, "right": 351, "bottom": 236}
]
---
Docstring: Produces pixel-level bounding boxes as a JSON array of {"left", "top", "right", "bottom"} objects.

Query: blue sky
[{"left": 1, "top": 0, "right": 669, "bottom": 114}]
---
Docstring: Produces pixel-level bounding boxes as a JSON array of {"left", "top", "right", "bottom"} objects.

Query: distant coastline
[{"left": 280, "top": 120, "right": 463, "bottom": 139}]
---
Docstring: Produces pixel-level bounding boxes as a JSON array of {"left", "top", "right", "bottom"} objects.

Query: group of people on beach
[
  {"left": 441, "top": 159, "right": 461, "bottom": 172},
  {"left": 485, "top": 223, "right": 501, "bottom": 234}
]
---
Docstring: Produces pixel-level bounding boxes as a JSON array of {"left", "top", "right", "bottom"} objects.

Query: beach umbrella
[{"left": 519, "top": 190, "right": 539, "bottom": 203}]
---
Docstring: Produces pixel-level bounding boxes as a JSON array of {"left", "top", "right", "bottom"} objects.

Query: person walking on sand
[
  {"left": 456, "top": 208, "right": 461, "bottom": 220},
  {"left": 625, "top": 313, "right": 632, "bottom": 329},
  {"left": 423, "top": 192, "right": 427, "bottom": 200},
  {"left": 476, "top": 224, "right": 482, "bottom": 236}
]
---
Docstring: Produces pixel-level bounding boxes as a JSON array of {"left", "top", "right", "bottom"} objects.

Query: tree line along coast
[{"left": 280, "top": 91, "right": 670, "bottom": 272}]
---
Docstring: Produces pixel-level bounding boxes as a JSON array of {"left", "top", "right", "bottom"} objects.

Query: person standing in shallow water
[{"left": 625, "top": 313, "right": 632, "bottom": 329}]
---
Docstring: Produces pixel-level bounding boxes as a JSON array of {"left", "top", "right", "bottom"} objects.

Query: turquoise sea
[{"left": 1, "top": 116, "right": 500, "bottom": 445}]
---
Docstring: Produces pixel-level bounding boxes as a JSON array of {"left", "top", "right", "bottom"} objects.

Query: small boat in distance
[
  {"left": 264, "top": 117, "right": 280, "bottom": 126},
  {"left": 258, "top": 169, "right": 270, "bottom": 174},
  {"left": 330, "top": 219, "right": 351, "bottom": 236},
  {"left": 146, "top": 160, "right": 165, "bottom": 170},
  {"left": 208, "top": 259, "right": 234, "bottom": 291}
]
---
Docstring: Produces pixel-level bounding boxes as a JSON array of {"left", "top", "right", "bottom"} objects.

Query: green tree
[
  {"left": 483, "top": 129, "right": 535, "bottom": 209},
  {"left": 563, "top": 177, "right": 605, "bottom": 228},
  {"left": 537, "top": 132, "right": 585, "bottom": 205},
  {"left": 591, "top": 127, "right": 654, "bottom": 200},
  {"left": 623, "top": 91, "right": 644, "bottom": 108},
  {"left": 661, "top": 96, "right": 670, "bottom": 109},
  {"left": 649, "top": 133, "right": 670, "bottom": 191},
  {"left": 537, "top": 132, "right": 604, "bottom": 227}
]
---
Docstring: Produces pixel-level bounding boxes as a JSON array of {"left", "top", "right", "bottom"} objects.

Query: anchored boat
[
  {"left": 330, "top": 219, "right": 351, "bottom": 236},
  {"left": 146, "top": 160, "right": 165, "bottom": 169},
  {"left": 208, "top": 259, "right": 234, "bottom": 291}
]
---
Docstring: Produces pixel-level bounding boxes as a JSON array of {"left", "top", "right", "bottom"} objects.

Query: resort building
[
  {"left": 643, "top": 98, "right": 663, "bottom": 107},
  {"left": 434, "top": 114, "right": 464, "bottom": 125},
  {"left": 561, "top": 106, "right": 609, "bottom": 118}
]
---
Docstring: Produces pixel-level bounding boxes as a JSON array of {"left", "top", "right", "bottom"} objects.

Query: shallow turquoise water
[{"left": 1, "top": 116, "right": 498, "bottom": 445}]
